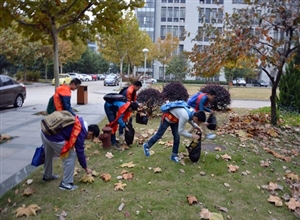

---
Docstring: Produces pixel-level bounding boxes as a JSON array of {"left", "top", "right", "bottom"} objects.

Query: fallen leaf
[
  {"left": 200, "top": 208, "right": 212, "bottom": 219},
  {"left": 120, "top": 161, "right": 136, "bottom": 168},
  {"left": 268, "top": 182, "right": 278, "bottom": 191},
  {"left": 267, "top": 195, "right": 283, "bottom": 206},
  {"left": 85, "top": 144, "right": 92, "bottom": 150},
  {"left": 150, "top": 150, "right": 155, "bottom": 155},
  {"left": 285, "top": 172, "right": 299, "bottom": 181},
  {"left": 22, "top": 187, "right": 35, "bottom": 196},
  {"left": 267, "top": 128, "right": 278, "bottom": 137},
  {"left": 153, "top": 167, "right": 162, "bottom": 173},
  {"left": 80, "top": 174, "right": 94, "bottom": 183},
  {"left": 14, "top": 204, "right": 41, "bottom": 217},
  {"left": 221, "top": 154, "right": 231, "bottom": 161},
  {"left": 100, "top": 173, "right": 111, "bottom": 182},
  {"left": 26, "top": 179, "right": 33, "bottom": 185},
  {"left": 285, "top": 198, "right": 300, "bottom": 210},
  {"left": 158, "top": 141, "right": 166, "bottom": 145},
  {"left": 187, "top": 195, "right": 198, "bottom": 205},
  {"left": 214, "top": 147, "right": 222, "bottom": 151},
  {"left": 0, "top": 134, "right": 11, "bottom": 140},
  {"left": 124, "top": 211, "right": 130, "bottom": 218},
  {"left": 121, "top": 170, "right": 128, "bottom": 174},
  {"left": 260, "top": 160, "right": 270, "bottom": 167},
  {"left": 114, "top": 182, "right": 127, "bottom": 191},
  {"left": 227, "top": 165, "right": 239, "bottom": 173},
  {"left": 74, "top": 167, "right": 81, "bottom": 176},
  {"left": 92, "top": 170, "right": 99, "bottom": 177},
  {"left": 122, "top": 173, "right": 134, "bottom": 180},
  {"left": 105, "top": 152, "right": 114, "bottom": 159}
]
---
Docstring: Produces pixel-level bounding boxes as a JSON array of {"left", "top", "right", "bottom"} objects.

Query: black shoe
[{"left": 42, "top": 174, "right": 60, "bottom": 181}]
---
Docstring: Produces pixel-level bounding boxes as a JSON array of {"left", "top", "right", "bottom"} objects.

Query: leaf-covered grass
[
  {"left": 251, "top": 106, "right": 300, "bottom": 127},
  {"left": 152, "top": 83, "right": 273, "bottom": 101},
  {"left": 0, "top": 109, "right": 299, "bottom": 220}
]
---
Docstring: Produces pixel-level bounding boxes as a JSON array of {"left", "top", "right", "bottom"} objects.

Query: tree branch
[
  {"left": 57, "top": 2, "right": 93, "bottom": 32},
  {"left": 261, "top": 67, "right": 274, "bottom": 84},
  {"left": 56, "top": 0, "right": 79, "bottom": 17}
]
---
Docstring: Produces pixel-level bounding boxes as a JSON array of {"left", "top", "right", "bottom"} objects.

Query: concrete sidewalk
[{"left": 0, "top": 85, "right": 270, "bottom": 197}]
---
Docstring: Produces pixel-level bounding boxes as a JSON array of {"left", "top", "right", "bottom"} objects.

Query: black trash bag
[
  {"left": 136, "top": 110, "right": 148, "bottom": 125},
  {"left": 207, "top": 114, "right": 217, "bottom": 130},
  {"left": 103, "top": 93, "right": 127, "bottom": 103},
  {"left": 186, "top": 133, "right": 202, "bottom": 163},
  {"left": 125, "top": 119, "right": 135, "bottom": 146}
]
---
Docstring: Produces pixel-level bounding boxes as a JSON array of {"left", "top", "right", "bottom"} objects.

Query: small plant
[
  {"left": 200, "top": 84, "right": 231, "bottom": 111},
  {"left": 162, "top": 82, "right": 189, "bottom": 101},
  {"left": 137, "top": 88, "right": 166, "bottom": 116}
]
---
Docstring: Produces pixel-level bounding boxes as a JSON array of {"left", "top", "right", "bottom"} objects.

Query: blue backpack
[{"left": 160, "top": 101, "right": 194, "bottom": 120}]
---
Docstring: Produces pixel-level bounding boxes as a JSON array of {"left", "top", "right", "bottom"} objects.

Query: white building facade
[{"left": 136, "top": 0, "right": 269, "bottom": 83}]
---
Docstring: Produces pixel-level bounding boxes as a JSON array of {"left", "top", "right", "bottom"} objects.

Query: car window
[
  {"left": 1, "top": 76, "right": 14, "bottom": 86},
  {"left": 106, "top": 75, "right": 115, "bottom": 79}
]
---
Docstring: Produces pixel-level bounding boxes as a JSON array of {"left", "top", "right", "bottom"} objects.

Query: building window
[
  {"left": 167, "top": 7, "right": 173, "bottom": 22},
  {"left": 206, "top": 0, "right": 211, "bottom": 3},
  {"left": 161, "top": 7, "right": 166, "bottom": 22},
  {"left": 181, "top": 0, "right": 186, "bottom": 2},
  {"left": 167, "top": 25, "right": 172, "bottom": 35},
  {"left": 232, "top": 0, "right": 245, "bottom": 3},
  {"left": 198, "top": 8, "right": 204, "bottom": 23},
  {"left": 162, "top": 0, "right": 167, "bottom": 2},
  {"left": 179, "top": 26, "right": 185, "bottom": 40},
  {"left": 205, "top": 8, "right": 210, "bottom": 23},
  {"left": 168, "top": 0, "right": 173, "bottom": 2},
  {"left": 173, "top": 26, "right": 179, "bottom": 37},
  {"left": 180, "top": 7, "right": 185, "bottom": 22},
  {"left": 174, "top": 0, "right": 180, "bottom": 2},
  {"left": 200, "top": 0, "right": 205, "bottom": 3},
  {"left": 217, "top": 8, "right": 223, "bottom": 23},
  {"left": 161, "top": 25, "right": 166, "bottom": 39},
  {"left": 211, "top": 8, "right": 217, "bottom": 23},
  {"left": 174, "top": 7, "right": 179, "bottom": 22},
  {"left": 179, "top": 44, "right": 184, "bottom": 53}
]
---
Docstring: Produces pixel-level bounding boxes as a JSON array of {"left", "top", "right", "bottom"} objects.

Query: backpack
[
  {"left": 46, "top": 96, "right": 56, "bottom": 115},
  {"left": 103, "top": 93, "right": 127, "bottom": 103},
  {"left": 41, "top": 111, "right": 76, "bottom": 135},
  {"left": 125, "top": 120, "right": 135, "bottom": 146},
  {"left": 119, "top": 86, "right": 128, "bottom": 95},
  {"left": 119, "top": 86, "right": 136, "bottom": 101},
  {"left": 160, "top": 101, "right": 194, "bottom": 120}
]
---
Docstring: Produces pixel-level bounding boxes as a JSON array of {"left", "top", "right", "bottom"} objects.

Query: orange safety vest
[
  {"left": 108, "top": 102, "right": 132, "bottom": 134},
  {"left": 162, "top": 112, "right": 179, "bottom": 123},
  {"left": 126, "top": 85, "right": 137, "bottom": 102},
  {"left": 60, "top": 116, "right": 82, "bottom": 159},
  {"left": 53, "top": 84, "right": 71, "bottom": 111},
  {"left": 195, "top": 93, "right": 207, "bottom": 111}
]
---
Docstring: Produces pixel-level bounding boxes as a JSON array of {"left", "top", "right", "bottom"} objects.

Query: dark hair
[
  {"left": 194, "top": 111, "right": 206, "bottom": 122},
  {"left": 208, "top": 89, "right": 216, "bottom": 96},
  {"left": 133, "top": 81, "right": 142, "bottom": 87},
  {"left": 129, "top": 102, "right": 138, "bottom": 111},
  {"left": 71, "top": 78, "right": 81, "bottom": 86},
  {"left": 88, "top": 124, "right": 100, "bottom": 137}
]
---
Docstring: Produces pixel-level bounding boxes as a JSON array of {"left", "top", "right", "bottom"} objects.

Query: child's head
[
  {"left": 128, "top": 102, "right": 138, "bottom": 111},
  {"left": 133, "top": 81, "right": 142, "bottom": 91},
  {"left": 207, "top": 89, "right": 216, "bottom": 101},
  {"left": 193, "top": 111, "right": 206, "bottom": 125}
]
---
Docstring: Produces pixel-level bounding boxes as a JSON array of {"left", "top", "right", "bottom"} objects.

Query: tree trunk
[
  {"left": 162, "top": 64, "right": 165, "bottom": 88},
  {"left": 270, "top": 86, "right": 277, "bottom": 125},
  {"left": 51, "top": 27, "right": 59, "bottom": 89},
  {"left": 119, "top": 57, "right": 123, "bottom": 89},
  {"left": 44, "top": 61, "right": 48, "bottom": 81},
  {"left": 23, "top": 63, "right": 27, "bottom": 83}
]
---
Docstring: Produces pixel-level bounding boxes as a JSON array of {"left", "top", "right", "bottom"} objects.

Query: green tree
[
  {"left": 166, "top": 53, "right": 189, "bottom": 82},
  {"left": 150, "top": 33, "right": 180, "bottom": 87},
  {"left": 0, "top": 0, "right": 144, "bottom": 87},
  {"left": 278, "top": 49, "right": 300, "bottom": 113}
]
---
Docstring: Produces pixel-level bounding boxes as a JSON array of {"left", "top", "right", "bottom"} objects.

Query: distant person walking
[
  {"left": 46, "top": 78, "right": 81, "bottom": 116},
  {"left": 187, "top": 89, "right": 217, "bottom": 139}
]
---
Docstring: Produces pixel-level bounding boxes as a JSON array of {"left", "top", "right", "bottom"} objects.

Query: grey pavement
[{"left": 0, "top": 82, "right": 270, "bottom": 197}]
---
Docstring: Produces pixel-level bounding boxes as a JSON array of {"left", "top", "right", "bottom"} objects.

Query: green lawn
[
  {"left": 152, "top": 83, "right": 274, "bottom": 101},
  {"left": 0, "top": 109, "right": 299, "bottom": 220}
]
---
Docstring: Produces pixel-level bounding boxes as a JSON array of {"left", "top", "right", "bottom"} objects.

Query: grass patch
[
  {"left": 151, "top": 83, "right": 273, "bottom": 101},
  {"left": 0, "top": 111, "right": 298, "bottom": 219}
]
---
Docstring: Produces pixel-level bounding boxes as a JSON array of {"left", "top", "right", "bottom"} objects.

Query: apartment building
[{"left": 136, "top": 0, "right": 268, "bottom": 82}]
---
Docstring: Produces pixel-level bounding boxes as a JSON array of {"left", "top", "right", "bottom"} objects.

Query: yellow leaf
[
  {"left": 227, "top": 165, "right": 239, "bottom": 173},
  {"left": 210, "top": 212, "right": 224, "bottom": 220},
  {"left": 22, "top": 187, "right": 35, "bottom": 196},
  {"left": 153, "top": 167, "right": 162, "bottom": 173},
  {"left": 268, "top": 182, "right": 278, "bottom": 191},
  {"left": 200, "top": 208, "right": 212, "bottom": 219},
  {"left": 80, "top": 174, "right": 94, "bottom": 183},
  {"left": 92, "top": 170, "right": 99, "bottom": 177},
  {"left": 285, "top": 198, "right": 300, "bottom": 210},
  {"left": 221, "top": 154, "right": 231, "bottom": 161},
  {"left": 122, "top": 173, "right": 134, "bottom": 180},
  {"left": 105, "top": 152, "right": 114, "bottom": 159},
  {"left": 120, "top": 161, "right": 136, "bottom": 168},
  {"left": 14, "top": 204, "right": 41, "bottom": 217},
  {"left": 114, "top": 181, "right": 127, "bottom": 191},
  {"left": 267, "top": 195, "right": 283, "bottom": 206},
  {"left": 187, "top": 195, "right": 198, "bottom": 205}
]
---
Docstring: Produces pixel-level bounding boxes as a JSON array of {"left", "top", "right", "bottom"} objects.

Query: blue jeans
[
  {"left": 104, "top": 102, "right": 118, "bottom": 145},
  {"left": 146, "top": 119, "right": 180, "bottom": 156}
]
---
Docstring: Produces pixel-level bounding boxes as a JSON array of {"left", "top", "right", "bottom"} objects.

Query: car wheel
[{"left": 14, "top": 95, "right": 23, "bottom": 108}]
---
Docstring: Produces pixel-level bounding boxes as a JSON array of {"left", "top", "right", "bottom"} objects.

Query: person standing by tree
[
  {"left": 187, "top": 89, "right": 217, "bottom": 140},
  {"left": 46, "top": 78, "right": 81, "bottom": 116}
]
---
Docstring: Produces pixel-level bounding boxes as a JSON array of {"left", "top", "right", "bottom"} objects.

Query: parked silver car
[
  {"left": 0, "top": 75, "right": 26, "bottom": 107},
  {"left": 103, "top": 74, "right": 119, "bottom": 86}
]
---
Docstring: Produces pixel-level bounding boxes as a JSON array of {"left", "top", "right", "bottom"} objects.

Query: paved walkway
[{"left": 0, "top": 84, "right": 270, "bottom": 197}]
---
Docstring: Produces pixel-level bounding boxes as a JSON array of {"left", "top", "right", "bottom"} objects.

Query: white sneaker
[{"left": 206, "top": 134, "right": 216, "bottom": 139}]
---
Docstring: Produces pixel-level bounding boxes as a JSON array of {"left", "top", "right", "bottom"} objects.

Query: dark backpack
[
  {"left": 125, "top": 120, "right": 135, "bottom": 146},
  {"left": 119, "top": 86, "right": 128, "bottom": 95},
  {"left": 46, "top": 96, "right": 56, "bottom": 115},
  {"left": 207, "top": 114, "right": 217, "bottom": 130},
  {"left": 186, "top": 133, "right": 202, "bottom": 163},
  {"left": 136, "top": 110, "right": 148, "bottom": 125},
  {"left": 103, "top": 93, "right": 127, "bottom": 103}
]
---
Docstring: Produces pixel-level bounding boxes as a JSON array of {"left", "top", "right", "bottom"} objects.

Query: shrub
[
  {"left": 27, "top": 71, "right": 41, "bottom": 81},
  {"left": 162, "top": 82, "right": 189, "bottom": 101},
  {"left": 200, "top": 84, "right": 231, "bottom": 111},
  {"left": 15, "top": 71, "right": 23, "bottom": 80},
  {"left": 137, "top": 88, "right": 166, "bottom": 116}
]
